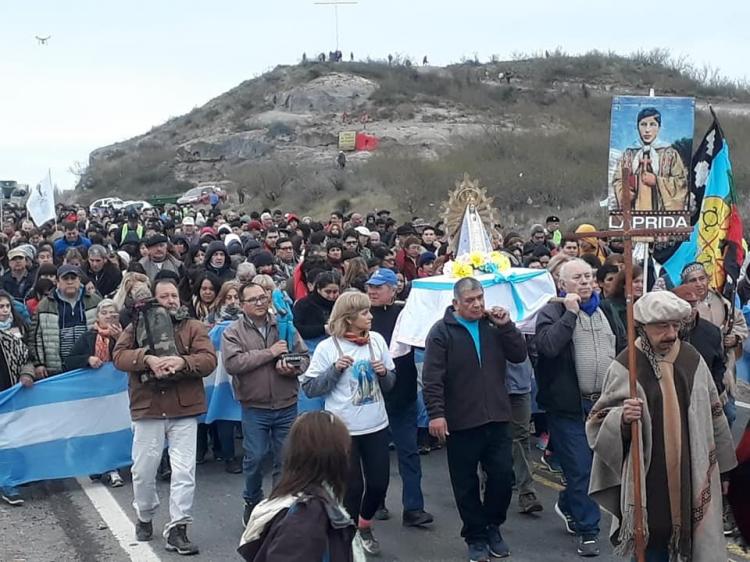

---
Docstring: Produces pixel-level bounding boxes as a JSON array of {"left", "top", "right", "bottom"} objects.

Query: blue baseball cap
[{"left": 366, "top": 268, "right": 398, "bottom": 287}]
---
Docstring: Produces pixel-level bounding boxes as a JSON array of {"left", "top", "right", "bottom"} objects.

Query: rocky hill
[{"left": 79, "top": 50, "right": 750, "bottom": 228}]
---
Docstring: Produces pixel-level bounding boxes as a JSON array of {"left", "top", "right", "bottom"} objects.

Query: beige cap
[{"left": 633, "top": 291, "right": 691, "bottom": 324}]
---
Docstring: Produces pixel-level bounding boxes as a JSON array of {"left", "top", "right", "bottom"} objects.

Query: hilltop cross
[
  {"left": 313, "top": 1, "right": 358, "bottom": 52},
  {"left": 576, "top": 171, "right": 692, "bottom": 562}
]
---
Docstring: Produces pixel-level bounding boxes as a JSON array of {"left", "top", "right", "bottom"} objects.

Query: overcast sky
[{"left": 2, "top": 0, "right": 749, "bottom": 191}]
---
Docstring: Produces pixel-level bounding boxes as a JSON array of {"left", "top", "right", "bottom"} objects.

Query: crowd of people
[{"left": 0, "top": 201, "right": 747, "bottom": 562}]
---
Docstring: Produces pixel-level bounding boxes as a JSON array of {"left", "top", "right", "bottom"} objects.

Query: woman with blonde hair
[
  {"left": 301, "top": 291, "right": 395, "bottom": 556},
  {"left": 112, "top": 272, "right": 151, "bottom": 328},
  {"left": 206, "top": 280, "right": 242, "bottom": 325}
]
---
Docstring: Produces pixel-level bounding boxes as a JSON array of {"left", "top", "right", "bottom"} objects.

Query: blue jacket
[{"left": 54, "top": 234, "right": 92, "bottom": 257}]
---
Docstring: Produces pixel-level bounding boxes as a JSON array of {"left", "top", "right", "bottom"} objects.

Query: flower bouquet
[{"left": 447, "top": 251, "right": 512, "bottom": 279}]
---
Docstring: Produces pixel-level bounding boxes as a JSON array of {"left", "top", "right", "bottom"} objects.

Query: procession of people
[{"left": 0, "top": 195, "right": 747, "bottom": 562}]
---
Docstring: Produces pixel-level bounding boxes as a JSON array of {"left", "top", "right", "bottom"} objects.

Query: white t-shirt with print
[{"left": 305, "top": 332, "right": 394, "bottom": 436}]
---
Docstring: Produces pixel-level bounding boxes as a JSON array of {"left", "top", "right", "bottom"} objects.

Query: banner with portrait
[{"left": 607, "top": 96, "right": 695, "bottom": 228}]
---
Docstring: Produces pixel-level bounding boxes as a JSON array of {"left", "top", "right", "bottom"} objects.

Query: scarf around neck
[
  {"left": 94, "top": 321, "right": 114, "bottom": 362},
  {"left": 343, "top": 332, "right": 370, "bottom": 346},
  {"left": 579, "top": 291, "right": 601, "bottom": 316},
  {"left": 560, "top": 290, "right": 600, "bottom": 316}
]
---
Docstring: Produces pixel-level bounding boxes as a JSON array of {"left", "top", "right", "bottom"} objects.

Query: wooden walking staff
[{"left": 576, "top": 168, "right": 691, "bottom": 562}]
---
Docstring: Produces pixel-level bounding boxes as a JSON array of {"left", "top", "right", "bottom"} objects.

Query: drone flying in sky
[{"left": 35, "top": 35, "right": 51, "bottom": 45}]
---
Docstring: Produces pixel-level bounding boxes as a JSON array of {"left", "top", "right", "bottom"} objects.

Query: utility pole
[{"left": 314, "top": 1, "right": 357, "bottom": 52}]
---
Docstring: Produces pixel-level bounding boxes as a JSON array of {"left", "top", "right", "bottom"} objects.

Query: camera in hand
[{"left": 281, "top": 353, "right": 306, "bottom": 368}]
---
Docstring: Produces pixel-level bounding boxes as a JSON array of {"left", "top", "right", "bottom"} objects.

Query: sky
[{"left": 2, "top": 0, "right": 749, "bottom": 192}]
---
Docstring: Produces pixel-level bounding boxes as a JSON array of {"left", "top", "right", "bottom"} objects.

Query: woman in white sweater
[{"left": 301, "top": 291, "right": 395, "bottom": 557}]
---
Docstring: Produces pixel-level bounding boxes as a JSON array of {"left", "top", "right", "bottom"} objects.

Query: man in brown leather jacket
[{"left": 113, "top": 277, "right": 217, "bottom": 556}]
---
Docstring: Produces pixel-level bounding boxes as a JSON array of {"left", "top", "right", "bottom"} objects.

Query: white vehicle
[
  {"left": 89, "top": 197, "right": 125, "bottom": 213},
  {"left": 120, "top": 200, "right": 154, "bottom": 213}
]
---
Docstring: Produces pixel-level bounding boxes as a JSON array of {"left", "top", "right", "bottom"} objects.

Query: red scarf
[
  {"left": 343, "top": 332, "right": 370, "bottom": 346},
  {"left": 94, "top": 321, "right": 113, "bottom": 363}
]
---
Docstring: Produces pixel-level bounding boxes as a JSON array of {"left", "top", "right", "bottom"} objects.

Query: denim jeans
[
  {"left": 547, "top": 399, "right": 600, "bottom": 537},
  {"left": 386, "top": 400, "right": 425, "bottom": 512},
  {"left": 724, "top": 394, "right": 737, "bottom": 428},
  {"left": 241, "top": 404, "right": 297, "bottom": 504},
  {"left": 446, "top": 422, "right": 513, "bottom": 544}
]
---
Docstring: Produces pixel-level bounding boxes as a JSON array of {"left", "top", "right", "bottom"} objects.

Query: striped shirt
[{"left": 572, "top": 308, "right": 616, "bottom": 395}]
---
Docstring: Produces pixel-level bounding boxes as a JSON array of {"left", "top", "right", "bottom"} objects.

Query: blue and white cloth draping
[
  {"left": 0, "top": 321, "right": 244, "bottom": 489},
  {"left": 393, "top": 269, "right": 557, "bottom": 349}
]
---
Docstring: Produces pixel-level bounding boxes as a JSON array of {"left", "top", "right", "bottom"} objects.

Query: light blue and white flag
[
  {"left": 203, "top": 322, "right": 242, "bottom": 423},
  {"left": 0, "top": 364, "right": 133, "bottom": 489}
]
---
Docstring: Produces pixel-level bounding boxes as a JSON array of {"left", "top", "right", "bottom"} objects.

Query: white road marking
[
  {"left": 736, "top": 400, "right": 750, "bottom": 410},
  {"left": 76, "top": 477, "right": 162, "bottom": 562}
]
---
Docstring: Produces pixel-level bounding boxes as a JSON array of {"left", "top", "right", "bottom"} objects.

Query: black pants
[
  {"left": 344, "top": 427, "right": 390, "bottom": 523},
  {"left": 446, "top": 422, "right": 513, "bottom": 544}
]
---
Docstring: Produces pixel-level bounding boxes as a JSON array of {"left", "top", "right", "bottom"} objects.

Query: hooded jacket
[
  {"left": 27, "top": 289, "right": 100, "bottom": 375},
  {"left": 204, "top": 240, "right": 236, "bottom": 283},
  {"left": 423, "top": 306, "right": 527, "bottom": 431}
]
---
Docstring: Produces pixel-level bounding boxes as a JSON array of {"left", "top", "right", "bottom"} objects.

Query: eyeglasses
[{"left": 241, "top": 296, "right": 269, "bottom": 305}]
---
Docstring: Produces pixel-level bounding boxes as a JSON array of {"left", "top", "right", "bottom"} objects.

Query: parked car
[
  {"left": 176, "top": 185, "right": 227, "bottom": 206},
  {"left": 120, "top": 200, "right": 153, "bottom": 213},
  {"left": 89, "top": 197, "right": 125, "bottom": 214}
]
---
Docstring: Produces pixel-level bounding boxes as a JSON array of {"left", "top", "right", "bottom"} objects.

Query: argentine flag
[
  {"left": 203, "top": 321, "right": 242, "bottom": 423},
  {"left": 0, "top": 364, "right": 133, "bottom": 489}
]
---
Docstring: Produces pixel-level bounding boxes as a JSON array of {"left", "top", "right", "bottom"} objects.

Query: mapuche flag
[{"left": 661, "top": 113, "right": 744, "bottom": 295}]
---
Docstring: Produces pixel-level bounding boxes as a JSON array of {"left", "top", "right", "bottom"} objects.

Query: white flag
[{"left": 27, "top": 171, "right": 56, "bottom": 226}]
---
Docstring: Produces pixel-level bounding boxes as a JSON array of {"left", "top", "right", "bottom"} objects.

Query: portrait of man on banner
[{"left": 608, "top": 96, "right": 694, "bottom": 214}]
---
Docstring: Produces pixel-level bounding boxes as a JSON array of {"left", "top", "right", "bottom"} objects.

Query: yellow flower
[
  {"left": 468, "top": 251, "right": 485, "bottom": 268},
  {"left": 451, "top": 261, "right": 474, "bottom": 278},
  {"left": 490, "top": 252, "right": 511, "bottom": 272}
]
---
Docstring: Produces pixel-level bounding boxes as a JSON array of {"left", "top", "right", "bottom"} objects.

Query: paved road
[{"left": 2, "top": 407, "right": 749, "bottom": 562}]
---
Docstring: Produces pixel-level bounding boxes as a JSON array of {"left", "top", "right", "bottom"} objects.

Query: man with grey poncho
[{"left": 586, "top": 291, "right": 737, "bottom": 562}]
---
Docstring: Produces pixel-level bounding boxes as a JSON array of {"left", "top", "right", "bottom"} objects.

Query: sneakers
[
  {"left": 487, "top": 526, "right": 510, "bottom": 558},
  {"left": 518, "top": 492, "right": 543, "bottom": 514},
  {"left": 103, "top": 471, "right": 124, "bottom": 488},
  {"left": 1, "top": 492, "right": 24, "bottom": 506},
  {"left": 577, "top": 535, "right": 600, "bottom": 557},
  {"left": 402, "top": 509, "right": 434, "bottom": 527},
  {"left": 374, "top": 505, "right": 390, "bottom": 521},
  {"left": 723, "top": 501, "right": 738, "bottom": 536},
  {"left": 135, "top": 519, "right": 153, "bottom": 542},
  {"left": 554, "top": 502, "right": 576, "bottom": 535},
  {"left": 357, "top": 527, "right": 381, "bottom": 556},
  {"left": 467, "top": 542, "right": 490, "bottom": 562},
  {"left": 165, "top": 524, "right": 199, "bottom": 556},
  {"left": 540, "top": 453, "right": 563, "bottom": 473},
  {"left": 224, "top": 458, "right": 242, "bottom": 474},
  {"left": 242, "top": 501, "right": 256, "bottom": 527}
]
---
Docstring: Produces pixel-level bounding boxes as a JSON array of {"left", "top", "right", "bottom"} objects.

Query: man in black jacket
[
  {"left": 366, "top": 268, "right": 433, "bottom": 528},
  {"left": 672, "top": 284, "right": 726, "bottom": 395},
  {"left": 424, "top": 277, "right": 527, "bottom": 562},
  {"left": 534, "top": 258, "right": 625, "bottom": 558}
]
